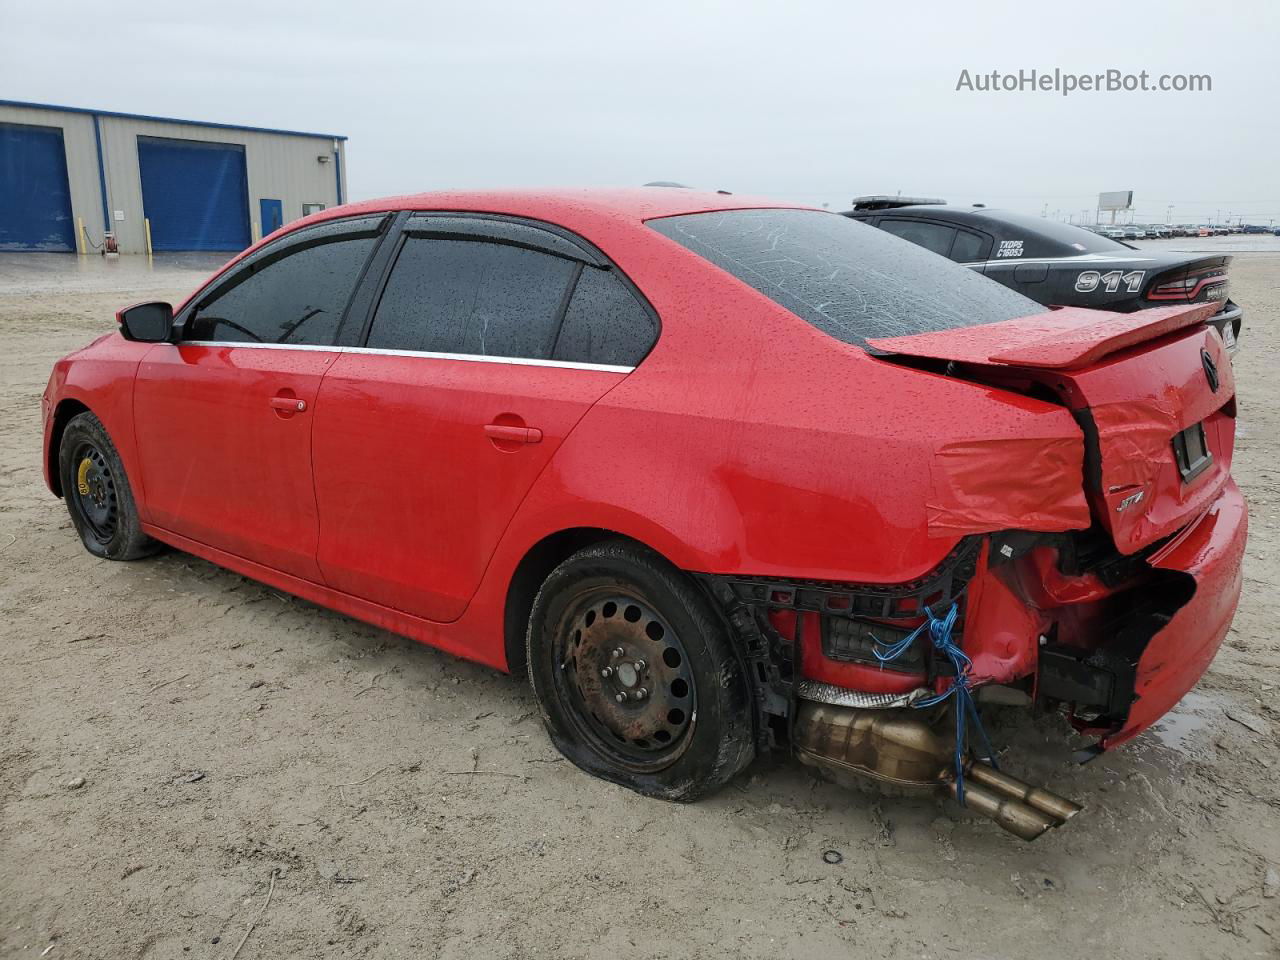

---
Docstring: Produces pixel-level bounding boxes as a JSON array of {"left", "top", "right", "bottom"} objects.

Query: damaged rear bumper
[
  {"left": 697, "top": 480, "right": 1245, "bottom": 837},
  {"left": 1097, "top": 478, "right": 1247, "bottom": 747}
]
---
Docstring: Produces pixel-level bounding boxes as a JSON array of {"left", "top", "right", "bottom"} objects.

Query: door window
[
  {"left": 366, "top": 237, "right": 577, "bottom": 359},
  {"left": 552, "top": 265, "right": 657, "bottom": 367},
  {"left": 187, "top": 233, "right": 378, "bottom": 345}
]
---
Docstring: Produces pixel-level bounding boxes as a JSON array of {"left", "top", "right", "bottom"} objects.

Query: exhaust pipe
[
  {"left": 965, "top": 760, "right": 1082, "bottom": 825},
  {"left": 793, "top": 701, "right": 1082, "bottom": 841},
  {"left": 948, "top": 779, "right": 1057, "bottom": 841}
]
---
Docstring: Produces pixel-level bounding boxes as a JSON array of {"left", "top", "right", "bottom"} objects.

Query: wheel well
[
  {"left": 47, "top": 399, "right": 91, "bottom": 497},
  {"left": 503, "top": 527, "right": 634, "bottom": 676}
]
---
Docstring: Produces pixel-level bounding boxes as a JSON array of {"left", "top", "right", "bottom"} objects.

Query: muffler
[{"left": 793, "top": 700, "right": 1081, "bottom": 841}]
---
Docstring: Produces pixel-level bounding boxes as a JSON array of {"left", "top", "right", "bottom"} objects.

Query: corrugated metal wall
[{"left": 0, "top": 102, "right": 348, "bottom": 254}]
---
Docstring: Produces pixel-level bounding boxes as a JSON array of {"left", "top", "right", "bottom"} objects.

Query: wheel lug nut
[
  {"left": 635, "top": 688, "right": 648, "bottom": 700},
  {"left": 634, "top": 660, "right": 646, "bottom": 671},
  {"left": 615, "top": 692, "right": 629, "bottom": 703},
  {"left": 600, "top": 667, "right": 613, "bottom": 678},
  {"left": 612, "top": 647, "right": 625, "bottom": 658}
]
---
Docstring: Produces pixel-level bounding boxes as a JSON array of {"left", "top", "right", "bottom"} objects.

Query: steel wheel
[
  {"left": 57, "top": 411, "right": 159, "bottom": 561},
  {"left": 69, "top": 441, "right": 118, "bottom": 545},
  {"left": 552, "top": 587, "right": 697, "bottom": 772},
  {"left": 528, "top": 540, "right": 754, "bottom": 801}
]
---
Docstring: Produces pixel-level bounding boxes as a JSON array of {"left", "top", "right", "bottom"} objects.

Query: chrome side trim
[
  {"left": 177, "top": 341, "right": 634, "bottom": 374},
  {"left": 337, "top": 345, "right": 634, "bottom": 374},
  {"left": 181, "top": 341, "right": 339, "bottom": 353}
]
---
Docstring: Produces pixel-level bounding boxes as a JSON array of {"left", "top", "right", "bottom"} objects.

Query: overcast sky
[{"left": 5, "top": 0, "right": 1278, "bottom": 224}]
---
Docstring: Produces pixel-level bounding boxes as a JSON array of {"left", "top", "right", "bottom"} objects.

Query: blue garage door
[
  {"left": 0, "top": 122, "right": 76, "bottom": 252},
  {"left": 137, "top": 136, "right": 250, "bottom": 251}
]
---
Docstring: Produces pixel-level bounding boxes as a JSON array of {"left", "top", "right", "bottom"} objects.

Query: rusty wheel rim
[{"left": 553, "top": 586, "right": 697, "bottom": 772}]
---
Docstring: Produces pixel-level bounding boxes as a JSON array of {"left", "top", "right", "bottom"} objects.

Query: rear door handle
[
  {"left": 484, "top": 423, "right": 542, "bottom": 444},
  {"left": 270, "top": 397, "right": 307, "bottom": 413}
]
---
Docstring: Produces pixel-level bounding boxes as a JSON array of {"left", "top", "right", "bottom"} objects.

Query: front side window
[
  {"left": 552, "top": 266, "right": 656, "bottom": 367},
  {"left": 187, "top": 234, "right": 378, "bottom": 344},
  {"left": 366, "top": 237, "right": 577, "bottom": 359},
  {"left": 649, "top": 208, "right": 1040, "bottom": 349}
]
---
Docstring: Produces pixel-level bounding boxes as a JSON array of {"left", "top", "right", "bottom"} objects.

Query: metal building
[{"left": 0, "top": 99, "right": 347, "bottom": 254}]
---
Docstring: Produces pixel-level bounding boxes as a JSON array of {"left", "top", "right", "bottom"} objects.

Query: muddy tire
[
  {"left": 58, "top": 412, "right": 159, "bottom": 561},
  {"left": 526, "top": 539, "right": 754, "bottom": 801}
]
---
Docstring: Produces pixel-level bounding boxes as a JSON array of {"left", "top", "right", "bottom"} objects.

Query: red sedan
[{"left": 42, "top": 189, "right": 1246, "bottom": 839}]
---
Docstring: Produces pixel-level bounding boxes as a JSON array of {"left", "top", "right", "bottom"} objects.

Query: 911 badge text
[{"left": 1075, "top": 269, "right": 1145, "bottom": 294}]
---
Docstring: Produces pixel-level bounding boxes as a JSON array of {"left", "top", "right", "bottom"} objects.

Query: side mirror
[{"left": 116, "top": 301, "right": 174, "bottom": 342}]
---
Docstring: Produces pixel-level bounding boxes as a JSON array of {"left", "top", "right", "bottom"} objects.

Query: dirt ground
[{"left": 2, "top": 249, "right": 1278, "bottom": 960}]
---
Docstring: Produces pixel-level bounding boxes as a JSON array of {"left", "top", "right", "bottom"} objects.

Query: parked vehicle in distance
[
  {"left": 843, "top": 197, "right": 1243, "bottom": 350},
  {"left": 43, "top": 189, "right": 1247, "bottom": 840},
  {"left": 1242, "top": 224, "right": 1270, "bottom": 234}
]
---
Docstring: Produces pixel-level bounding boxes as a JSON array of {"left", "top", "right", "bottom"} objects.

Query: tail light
[{"left": 1147, "top": 268, "right": 1228, "bottom": 302}]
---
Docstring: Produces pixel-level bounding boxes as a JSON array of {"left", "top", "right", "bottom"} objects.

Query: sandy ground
[{"left": 1, "top": 250, "right": 1278, "bottom": 960}]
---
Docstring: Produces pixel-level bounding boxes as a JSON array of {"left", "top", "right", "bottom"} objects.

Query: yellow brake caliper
[{"left": 76, "top": 457, "right": 93, "bottom": 496}]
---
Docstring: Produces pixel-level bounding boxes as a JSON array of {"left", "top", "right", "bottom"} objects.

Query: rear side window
[
  {"left": 650, "top": 208, "right": 1040, "bottom": 348},
  {"left": 187, "top": 236, "right": 377, "bottom": 344},
  {"left": 878, "top": 219, "right": 956, "bottom": 257},
  {"left": 950, "top": 229, "right": 991, "bottom": 263},
  {"left": 552, "top": 266, "right": 656, "bottom": 367},
  {"left": 367, "top": 237, "right": 576, "bottom": 359}
]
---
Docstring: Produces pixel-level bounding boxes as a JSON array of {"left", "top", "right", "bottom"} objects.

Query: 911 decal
[
  {"left": 996, "top": 240, "right": 1024, "bottom": 258},
  {"left": 1074, "top": 269, "right": 1145, "bottom": 294}
]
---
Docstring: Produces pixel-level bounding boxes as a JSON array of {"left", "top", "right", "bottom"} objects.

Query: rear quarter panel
[{"left": 485, "top": 226, "right": 1091, "bottom": 588}]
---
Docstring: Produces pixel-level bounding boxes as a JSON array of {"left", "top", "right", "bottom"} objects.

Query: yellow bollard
[
  {"left": 77, "top": 217, "right": 87, "bottom": 256},
  {"left": 144, "top": 218, "right": 154, "bottom": 258}
]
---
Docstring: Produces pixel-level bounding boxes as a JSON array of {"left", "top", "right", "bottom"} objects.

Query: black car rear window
[{"left": 649, "top": 208, "right": 1040, "bottom": 348}]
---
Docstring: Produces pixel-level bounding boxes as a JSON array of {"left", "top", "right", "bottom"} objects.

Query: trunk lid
[{"left": 869, "top": 303, "right": 1235, "bottom": 554}]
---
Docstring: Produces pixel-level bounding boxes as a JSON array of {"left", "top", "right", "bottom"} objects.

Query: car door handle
[
  {"left": 270, "top": 397, "right": 307, "bottom": 413},
  {"left": 484, "top": 423, "right": 542, "bottom": 444}
]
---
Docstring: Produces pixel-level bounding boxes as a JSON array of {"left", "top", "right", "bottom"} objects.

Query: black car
[{"left": 843, "top": 197, "right": 1242, "bottom": 351}]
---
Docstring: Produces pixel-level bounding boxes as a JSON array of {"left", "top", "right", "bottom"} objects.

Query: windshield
[{"left": 649, "top": 208, "right": 1041, "bottom": 349}]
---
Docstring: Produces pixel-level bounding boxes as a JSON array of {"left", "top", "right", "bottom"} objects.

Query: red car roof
[{"left": 306, "top": 187, "right": 807, "bottom": 230}]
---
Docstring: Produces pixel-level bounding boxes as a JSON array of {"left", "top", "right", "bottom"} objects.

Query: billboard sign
[{"left": 1098, "top": 190, "right": 1133, "bottom": 211}]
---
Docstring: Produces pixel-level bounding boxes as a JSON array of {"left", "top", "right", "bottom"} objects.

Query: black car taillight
[{"left": 1146, "top": 268, "right": 1228, "bottom": 302}]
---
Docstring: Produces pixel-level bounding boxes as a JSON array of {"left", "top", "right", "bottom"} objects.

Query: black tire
[
  {"left": 58, "top": 411, "right": 159, "bottom": 561},
  {"left": 526, "top": 539, "right": 754, "bottom": 801}
]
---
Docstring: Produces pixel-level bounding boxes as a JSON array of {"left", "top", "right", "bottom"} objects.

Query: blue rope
[{"left": 872, "top": 602, "right": 997, "bottom": 806}]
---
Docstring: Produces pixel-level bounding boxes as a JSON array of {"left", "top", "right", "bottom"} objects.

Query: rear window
[
  {"left": 649, "top": 208, "right": 1040, "bottom": 348},
  {"left": 982, "top": 210, "right": 1134, "bottom": 254}
]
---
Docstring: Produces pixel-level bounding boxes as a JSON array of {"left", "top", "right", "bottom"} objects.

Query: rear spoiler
[{"left": 866, "top": 303, "right": 1221, "bottom": 371}]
